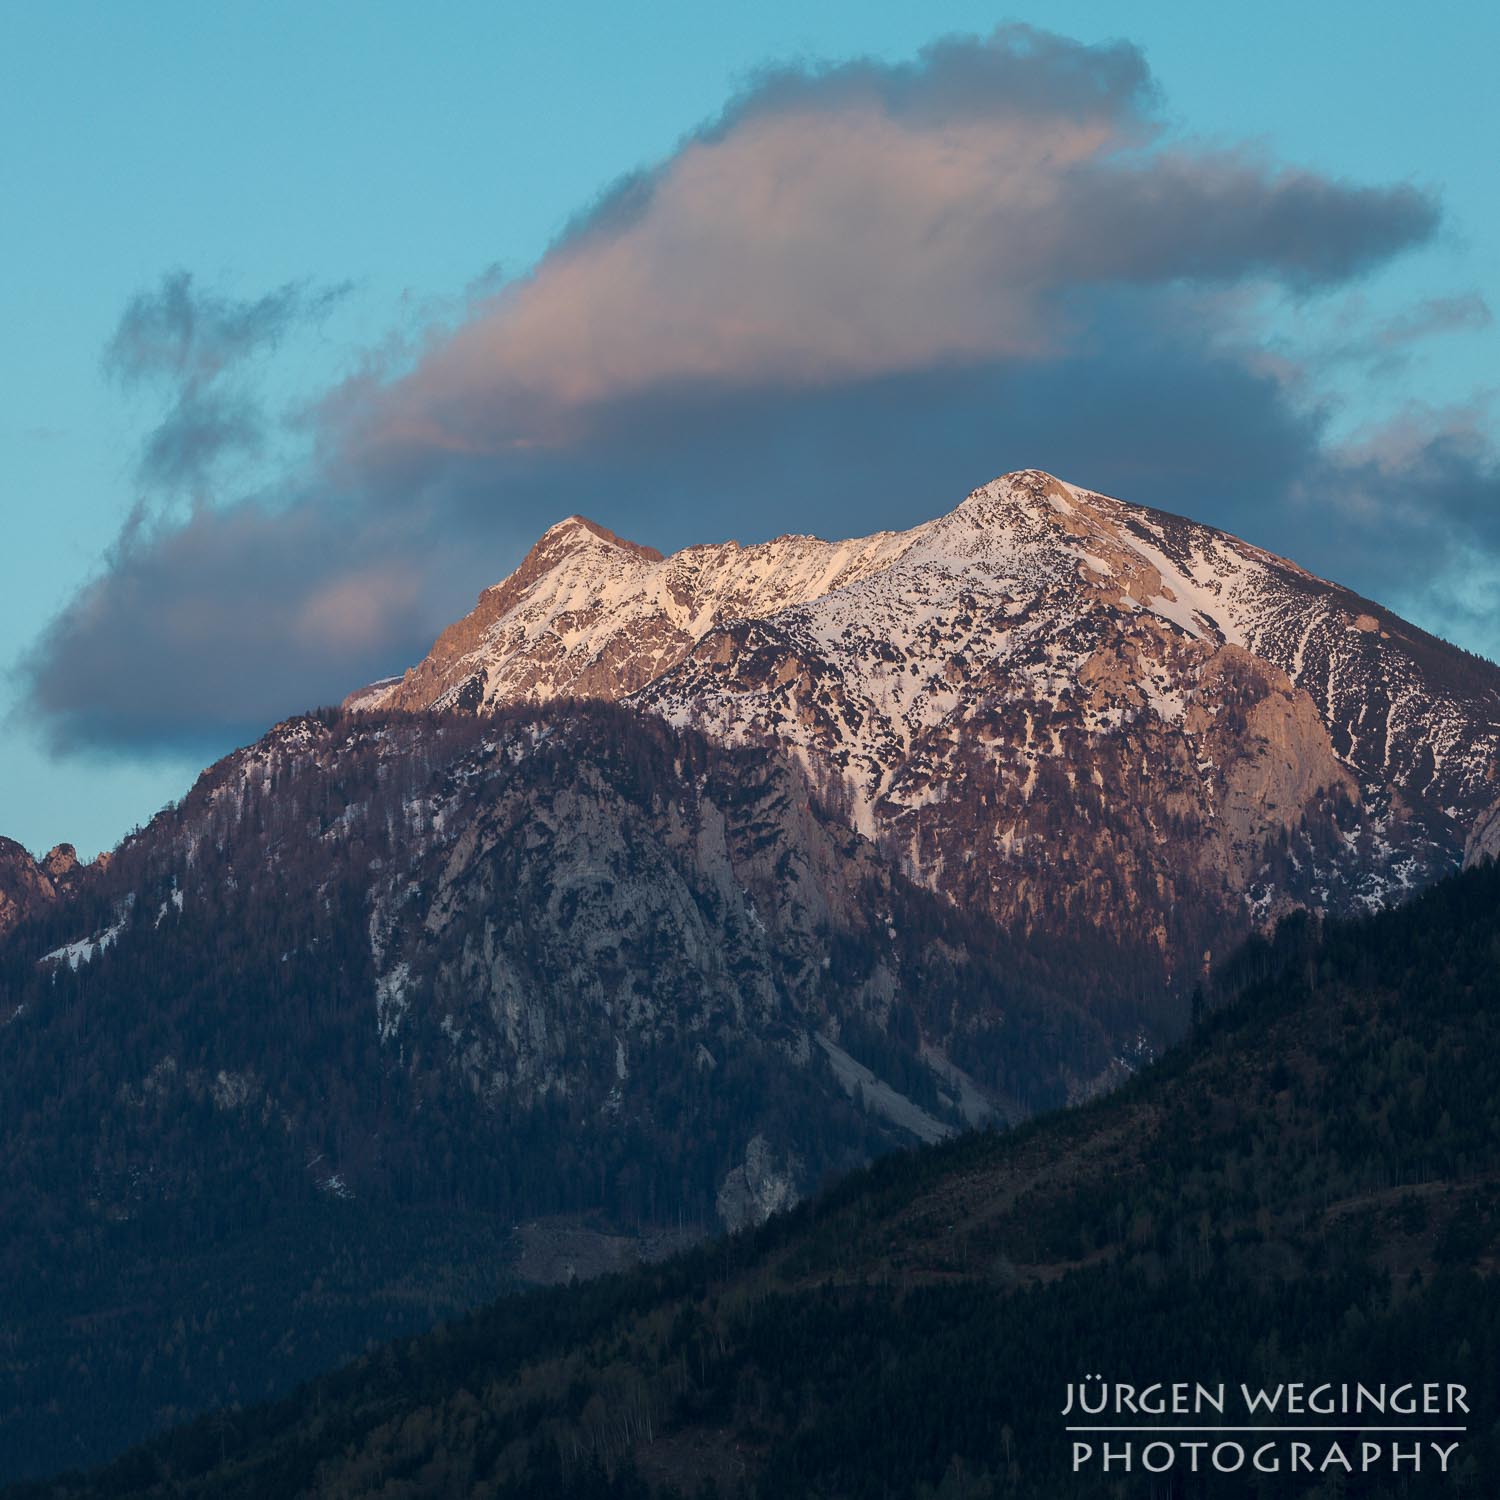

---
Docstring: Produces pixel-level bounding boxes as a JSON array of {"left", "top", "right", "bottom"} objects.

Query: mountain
[
  {"left": 10, "top": 466, "right": 1498, "bottom": 1481},
  {"left": 349, "top": 470, "right": 1500, "bottom": 1015},
  {"left": 22, "top": 858, "right": 1500, "bottom": 1499},
  {"left": 0, "top": 704, "right": 1115, "bottom": 1482}
]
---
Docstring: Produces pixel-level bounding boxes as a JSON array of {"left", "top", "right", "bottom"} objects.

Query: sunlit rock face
[{"left": 0, "top": 838, "right": 92, "bottom": 939}]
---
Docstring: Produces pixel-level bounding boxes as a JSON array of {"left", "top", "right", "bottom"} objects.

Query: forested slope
[{"left": 16, "top": 859, "right": 1500, "bottom": 1498}]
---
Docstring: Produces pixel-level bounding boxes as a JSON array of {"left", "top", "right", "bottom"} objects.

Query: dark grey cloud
[
  {"left": 18, "top": 25, "right": 1497, "bottom": 756},
  {"left": 709, "top": 24, "right": 1158, "bottom": 135},
  {"left": 1047, "top": 161, "right": 1437, "bottom": 289},
  {"left": 20, "top": 496, "right": 434, "bottom": 755},
  {"left": 104, "top": 271, "right": 350, "bottom": 494},
  {"left": 103, "top": 272, "right": 342, "bottom": 388},
  {"left": 1302, "top": 425, "right": 1500, "bottom": 599}
]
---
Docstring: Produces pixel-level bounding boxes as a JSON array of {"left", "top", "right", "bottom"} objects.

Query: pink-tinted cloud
[{"left": 335, "top": 26, "right": 1434, "bottom": 467}]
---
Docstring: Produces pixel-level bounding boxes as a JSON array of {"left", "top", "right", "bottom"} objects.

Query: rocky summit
[{"left": 0, "top": 837, "right": 93, "bottom": 939}]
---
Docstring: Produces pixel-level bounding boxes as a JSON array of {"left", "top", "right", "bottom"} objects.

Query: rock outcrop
[
  {"left": 1464, "top": 798, "right": 1500, "bottom": 868},
  {"left": 0, "top": 838, "right": 88, "bottom": 939}
]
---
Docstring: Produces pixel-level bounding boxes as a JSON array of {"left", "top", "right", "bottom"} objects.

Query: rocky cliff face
[
  {"left": 0, "top": 838, "right": 91, "bottom": 939},
  {"left": 360, "top": 705, "right": 1109, "bottom": 1124},
  {"left": 1464, "top": 798, "right": 1500, "bottom": 868},
  {"left": 350, "top": 470, "right": 1500, "bottom": 1003}
]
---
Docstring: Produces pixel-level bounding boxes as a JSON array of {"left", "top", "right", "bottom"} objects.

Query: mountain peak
[
  {"left": 964, "top": 468, "right": 1077, "bottom": 507},
  {"left": 530, "top": 514, "right": 664, "bottom": 564},
  {"left": 951, "top": 468, "right": 1110, "bottom": 532},
  {"left": 981, "top": 466, "right": 1073, "bottom": 496}
]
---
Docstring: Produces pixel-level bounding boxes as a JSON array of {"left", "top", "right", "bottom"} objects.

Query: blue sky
[{"left": 2, "top": 0, "right": 1497, "bottom": 858}]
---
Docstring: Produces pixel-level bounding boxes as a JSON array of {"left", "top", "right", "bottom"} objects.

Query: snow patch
[
  {"left": 41, "top": 920, "right": 124, "bottom": 971},
  {"left": 375, "top": 962, "right": 412, "bottom": 1043}
]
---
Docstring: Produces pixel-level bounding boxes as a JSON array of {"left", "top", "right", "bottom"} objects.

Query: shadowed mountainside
[
  {"left": 17, "top": 858, "right": 1500, "bottom": 1498},
  {"left": 0, "top": 704, "right": 1114, "bottom": 1481}
]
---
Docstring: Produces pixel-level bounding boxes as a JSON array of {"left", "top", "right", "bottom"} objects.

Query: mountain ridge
[{"left": 346, "top": 469, "right": 1500, "bottom": 1006}]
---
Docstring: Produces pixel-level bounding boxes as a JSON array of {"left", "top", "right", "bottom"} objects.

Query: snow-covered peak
[
  {"left": 526, "top": 514, "right": 665, "bottom": 564},
  {"left": 346, "top": 467, "right": 1500, "bottom": 888}
]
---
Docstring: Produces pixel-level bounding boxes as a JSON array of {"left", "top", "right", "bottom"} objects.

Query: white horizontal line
[{"left": 1065, "top": 1426, "right": 1467, "bottom": 1433}]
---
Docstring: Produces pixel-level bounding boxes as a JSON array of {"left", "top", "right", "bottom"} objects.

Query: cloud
[
  {"left": 17, "top": 24, "right": 1497, "bottom": 756},
  {"left": 19, "top": 496, "right": 433, "bottom": 754},
  {"left": 1309, "top": 410, "right": 1500, "bottom": 592},
  {"left": 333, "top": 27, "right": 1435, "bottom": 465},
  {"left": 1373, "top": 292, "right": 1493, "bottom": 350},
  {"left": 104, "top": 271, "right": 350, "bottom": 494},
  {"left": 1318, "top": 290, "right": 1494, "bottom": 375}
]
